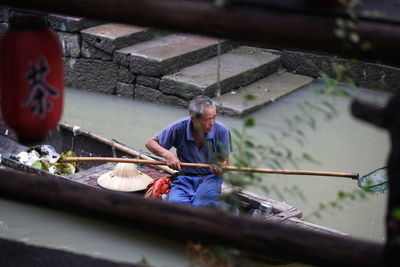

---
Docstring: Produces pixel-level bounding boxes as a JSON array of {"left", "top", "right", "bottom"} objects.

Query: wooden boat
[
  {"left": 0, "top": 120, "right": 346, "bottom": 234},
  {"left": 1, "top": 120, "right": 382, "bottom": 266}
]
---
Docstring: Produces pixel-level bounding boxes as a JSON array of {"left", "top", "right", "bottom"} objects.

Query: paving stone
[
  {"left": 81, "top": 23, "right": 153, "bottom": 54},
  {"left": 116, "top": 82, "right": 135, "bottom": 98},
  {"left": 213, "top": 71, "right": 313, "bottom": 117},
  {"left": 64, "top": 58, "right": 118, "bottom": 94},
  {"left": 160, "top": 46, "right": 280, "bottom": 99},
  {"left": 135, "top": 85, "right": 188, "bottom": 107},
  {"left": 121, "top": 33, "right": 232, "bottom": 77},
  {"left": 136, "top": 75, "right": 160, "bottom": 89},
  {"left": 56, "top": 31, "right": 81, "bottom": 58},
  {"left": 118, "top": 67, "right": 136, "bottom": 83},
  {"left": 82, "top": 41, "right": 112, "bottom": 60},
  {"left": 48, "top": 14, "right": 102, "bottom": 33}
]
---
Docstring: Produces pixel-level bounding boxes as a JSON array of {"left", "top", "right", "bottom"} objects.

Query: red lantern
[{"left": 0, "top": 15, "right": 63, "bottom": 143}]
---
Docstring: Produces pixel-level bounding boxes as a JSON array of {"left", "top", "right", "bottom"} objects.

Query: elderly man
[{"left": 145, "top": 95, "right": 231, "bottom": 207}]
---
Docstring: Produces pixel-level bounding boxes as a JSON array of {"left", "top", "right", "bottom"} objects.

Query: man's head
[{"left": 189, "top": 95, "right": 217, "bottom": 133}]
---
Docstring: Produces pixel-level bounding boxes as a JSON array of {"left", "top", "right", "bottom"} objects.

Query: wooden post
[{"left": 352, "top": 92, "right": 400, "bottom": 265}]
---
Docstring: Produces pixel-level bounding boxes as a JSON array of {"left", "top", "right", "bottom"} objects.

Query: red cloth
[{"left": 144, "top": 176, "right": 171, "bottom": 199}]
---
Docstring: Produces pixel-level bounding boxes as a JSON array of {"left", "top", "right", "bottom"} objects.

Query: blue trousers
[{"left": 168, "top": 174, "right": 223, "bottom": 207}]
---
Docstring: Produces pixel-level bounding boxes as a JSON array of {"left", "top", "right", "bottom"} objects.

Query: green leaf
[
  {"left": 245, "top": 140, "right": 255, "bottom": 148},
  {"left": 244, "top": 94, "right": 256, "bottom": 101},
  {"left": 244, "top": 118, "right": 255, "bottom": 127},
  {"left": 338, "top": 191, "right": 346, "bottom": 199},
  {"left": 320, "top": 72, "right": 335, "bottom": 87},
  {"left": 302, "top": 153, "right": 319, "bottom": 163},
  {"left": 31, "top": 160, "right": 49, "bottom": 171},
  {"left": 392, "top": 208, "right": 400, "bottom": 221}
]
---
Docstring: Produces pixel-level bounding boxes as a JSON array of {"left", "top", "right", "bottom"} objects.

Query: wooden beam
[
  {"left": 1, "top": 0, "right": 400, "bottom": 66},
  {"left": 0, "top": 168, "right": 384, "bottom": 266}
]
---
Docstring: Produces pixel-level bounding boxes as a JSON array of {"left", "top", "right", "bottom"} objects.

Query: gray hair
[{"left": 189, "top": 95, "right": 216, "bottom": 118}]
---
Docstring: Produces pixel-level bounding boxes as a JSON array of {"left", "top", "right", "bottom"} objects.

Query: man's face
[{"left": 192, "top": 107, "right": 217, "bottom": 133}]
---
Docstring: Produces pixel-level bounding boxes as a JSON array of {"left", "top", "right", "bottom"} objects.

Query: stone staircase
[{"left": 48, "top": 14, "right": 314, "bottom": 117}]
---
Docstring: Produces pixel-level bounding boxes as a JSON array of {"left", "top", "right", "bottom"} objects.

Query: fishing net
[{"left": 358, "top": 167, "right": 388, "bottom": 193}]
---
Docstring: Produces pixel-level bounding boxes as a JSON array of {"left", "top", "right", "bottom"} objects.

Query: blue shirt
[{"left": 157, "top": 117, "right": 231, "bottom": 175}]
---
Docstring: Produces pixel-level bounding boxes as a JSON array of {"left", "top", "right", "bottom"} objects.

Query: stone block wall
[
  {"left": 281, "top": 50, "right": 400, "bottom": 92},
  {"left": 1, "top": 6, "right": 398, "bottom": 109}
]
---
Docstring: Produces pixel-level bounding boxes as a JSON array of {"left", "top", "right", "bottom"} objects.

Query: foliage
[
  {"left": 29, "top": 150, "right": 78, "bottom": 176},
  {"left": 304, "top": 188, "right": 371, "bottom": 220},
  {"left": 221, "top": 61, "right": 381, "bottom": 219}
]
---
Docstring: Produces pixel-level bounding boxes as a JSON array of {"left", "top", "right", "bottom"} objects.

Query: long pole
[{"left": 62, "top": 156, "right": 359, "bottom": 179}]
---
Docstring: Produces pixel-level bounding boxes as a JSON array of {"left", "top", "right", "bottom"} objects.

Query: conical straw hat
[{"left": 97, "top": 163, "right": 153, "bottom": 192}]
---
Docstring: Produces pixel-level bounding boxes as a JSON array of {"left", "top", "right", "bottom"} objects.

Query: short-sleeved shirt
[{"left": 156, "top": 117, "right": 231, "bottom": 175}]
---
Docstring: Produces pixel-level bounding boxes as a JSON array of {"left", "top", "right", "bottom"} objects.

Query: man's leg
[
  {"left": 168, "top": 175, "right": 196, "bottom": 205},
  {"left": 192, "top": 174, "right": 223, "bottom": 207}
]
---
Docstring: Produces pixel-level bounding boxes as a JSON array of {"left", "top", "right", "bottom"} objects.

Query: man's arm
[{"left": 145, "top": 135, "right": 182, "bottom": 171}]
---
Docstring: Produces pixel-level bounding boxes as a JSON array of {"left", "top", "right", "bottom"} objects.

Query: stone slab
[
  {"left": 213, "top": 71, "right": 313, "bottom": 117},
  {"left": 135, "top": 85, "right": 189, "bottom": 107},
  {"left": 136, "top": 75, "right": 160, "bottom": 89},
  {"left": 81, "top": 23, "right": 153, "bottom": 54},
  {"left": 119, "top": 33, "right": 231, "bottom": 77},
  {"left": 81, "top": 41, "right": 112, "bottom": 60},
  {"left": 48, "top": 14, "right": 102, "bottom": 32},
  {"left": 118, "top": 66, "right": 136, "bottom": 84},
  {"left": 57, "top": 31, "right": 81, "bottom": 58},
  {"left": 116, "top": 82, "right": 135, "bottom": 98},
  {"left": 64, "top": 58, "right": 118, "bottom": 94},
  {"left": 160, "top": 46, "right": 280, "bottom": 99},
  {"left": 281, "top": 50, "right": 400, "bottom": 92}
]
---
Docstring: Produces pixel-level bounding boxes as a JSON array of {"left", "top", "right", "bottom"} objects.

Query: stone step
[
  {"left": 114, "top": 33, "right": 232, "bottom": 77},
  {"left": 213, "top": 71, "right": 313, "bottom": 117},
  {"left": 159, "top": 46, "right": 280, "bottom": 100},
  {"left": 48, "top": 14, "right": 102, "bottom": 33},
  {"left": 81, "top": 23, "right": 154, "bottom": 55}
]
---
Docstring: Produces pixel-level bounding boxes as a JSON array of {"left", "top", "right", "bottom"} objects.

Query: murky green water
[{"left": 0, "top": 80, "right": 391, "bottom": 266}]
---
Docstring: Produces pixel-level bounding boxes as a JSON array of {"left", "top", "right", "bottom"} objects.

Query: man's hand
[
  {"left": 211, "top": 158, "right": 229, "bottom": 176},
  {"left": 165, "top": 152, "right": 182, "bottom": 171},
  {"left": 146, "top": 136, "right": 181, "bottom": 171}
]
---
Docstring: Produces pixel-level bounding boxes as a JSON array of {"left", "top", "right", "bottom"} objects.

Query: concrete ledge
[
  {"left": 281, "top": 50, "right": 400, "bottom": 92},
  {"left": 48, "top": 14, "right": 102, "bottom": 33},
  {"left": 81, "top": 23, "right": 153, "bottom": 54},
  {"left": 213, "top": 72, "right": 313, "bottom": 117}
]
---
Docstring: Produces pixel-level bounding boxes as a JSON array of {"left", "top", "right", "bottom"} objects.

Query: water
[{"left": 0, "top": 80, "right": 391, "bottom": 265}]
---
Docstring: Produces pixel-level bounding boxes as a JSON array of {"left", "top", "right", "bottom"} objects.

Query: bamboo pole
[
  {"left": 60, "top": 123, "right": 175, "bottom": 174},
  {"left": 62, "top": 156, "right": 359, "bottom": 179}
]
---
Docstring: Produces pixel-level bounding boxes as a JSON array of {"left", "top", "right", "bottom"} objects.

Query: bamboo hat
[{"left": 97, "top": 163, "right": 153, "bottom": 192}]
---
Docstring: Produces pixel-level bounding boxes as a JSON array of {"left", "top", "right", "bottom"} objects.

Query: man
[{"left": 145, "top": 95, "right": 231, "bottom": 207}]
